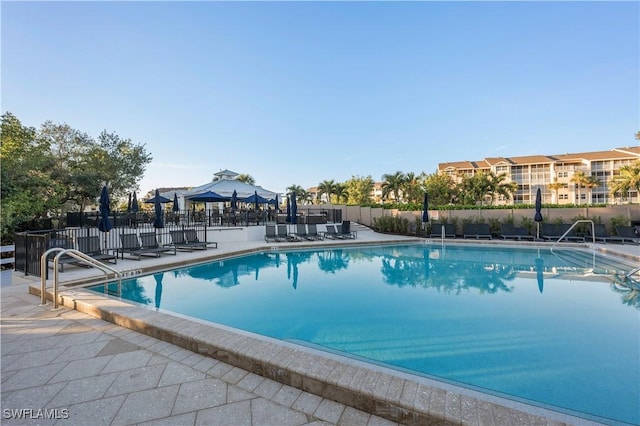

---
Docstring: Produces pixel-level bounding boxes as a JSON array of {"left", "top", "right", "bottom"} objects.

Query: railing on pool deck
[
  {"left": 40, "top": 248, "right": 122, "bottom": 310},
  {"left": 550, "top": 219, "right": 595, "bottom": 251}
]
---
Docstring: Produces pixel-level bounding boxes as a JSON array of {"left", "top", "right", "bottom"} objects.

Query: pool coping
[{"left": 30, "top": 238, "right": 629, "bottom": 425}]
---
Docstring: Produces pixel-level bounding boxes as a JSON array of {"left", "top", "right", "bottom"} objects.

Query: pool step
[{"left": 551, "top": 248, "right": 637, "bottom": 276}]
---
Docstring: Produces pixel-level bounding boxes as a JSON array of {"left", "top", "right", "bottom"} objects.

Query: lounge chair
[
  {"left": 47, "top": 236, "right": 77, "bottom": 271},
  {"left": 295, "top": 224, "right": 314, "bottom": 241},
  {"left": 336, "top": 224, "right": 356, "bottom": 239},
  {"left": 339, "top": 221, "right": 357, "bottom": 239},
  {"left": 587, "top": 224, "right": 625, "bottom": 244},
  {"left": 307, "top": 223, "right": 324, "bottom": 240},
  {"left": 500, "top": 224, "right": 534, "bottom": 241},
  {"left": 119, "top": 233, "right": 168, "bottom": 260},
  {"left": 324, "top": 224, "right": 346, "bottom": 240},
  {"left": 277, "top": 224, "right": 298, "bottom": 242},
  {"left": 541, "top": 224, "right": 583, "bottom": 242},
  {"left": 430, "top": 223, "right": 456, "bottom": 238},
  {"left": 264, "top": 224, "right": 279, "bottom": 243},
  {"left": 140, "top": 232, "right": 177, "bottom": 256},
  {"left": 614, "top": 226, "right": 640, "bottom": 244},
  {"left": 169, "top": 230, "right": 208, "bottom": 251},
  {"left": 184, "top": 229, "right": 217, "bottom": 249},
  {"left": 463, "top": 223, "right": 492, "bottom": 239},
  {"left": 77, "top": 236, "right": 117, "bottom": 264}
]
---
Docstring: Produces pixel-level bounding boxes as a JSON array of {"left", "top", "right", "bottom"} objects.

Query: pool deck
[{"left": 2, "top": 228, "right": 637, "bottom": 425}]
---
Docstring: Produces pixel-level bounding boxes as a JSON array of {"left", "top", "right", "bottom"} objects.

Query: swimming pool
[{"left": 90, "top": 243, "right": 640, "bottom": 425}]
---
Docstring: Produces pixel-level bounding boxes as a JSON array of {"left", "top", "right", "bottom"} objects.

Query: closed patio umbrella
[
  {"left": 422, "top": 192, "right": 429, "bottom": 223},
  {"left": 126, "top": 193, "right": 132, "bottom": 213},
  {"left": 153, "top": 189, "right": 164, "bottom": 228},
  {"left": 172, "top": 193, "right": 180, "bottom": 212},
  {"left": 534, "top": 188, "right": 543, "bottom": 239},
  {"left": 291, "top": 192, "right": 298, "bottom": 225},
  {"left": 131, "top": 192, "right": 139, "bottom": 213},
  {"left": 231, "top": 190, "right": 238, "bottom": 212},
  {"left": 98, "top": 186, "right": 113, "bottom": 233},
  {"left": 286, "top": 196, "right": 291, "bottom": 223}
]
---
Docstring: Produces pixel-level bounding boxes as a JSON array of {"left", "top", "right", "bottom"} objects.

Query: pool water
[{"left": 90, "top": 244, "right": 640, "bottom": 425}]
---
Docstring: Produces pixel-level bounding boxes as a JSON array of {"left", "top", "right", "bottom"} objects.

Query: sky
[{"left": 2, "top": 1, "right": 638, "bottom": 196}]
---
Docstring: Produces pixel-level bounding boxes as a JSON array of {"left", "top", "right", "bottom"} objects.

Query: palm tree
[
  {"left": 236, "top": 174, "right": 255, "bottom": 185},
  {"left": 317, "top": 180, "right": 337, "bottom": 204},
  {"left": 570, "top": 171, "right": 590, "bottom": 205},
  {"left": 402, "top": 172, "right": 424, "bottom": 204},
  {"left": 583, "top": 175, "right": 601, "bottom": 205},
  {"left": 286, "top": 184, "right": 307, "bottom": 205},
  {"left": 486, "top": 172, "right": 516, "bottom": 205},
  {"left": 334, "top": 183, "right": 348, "bottom": 204},
  {"left": 381, "top": 171, "right": 406, "bottom": 203},
  {"left": 610, "top": 160, "right": 640, "bottom": 203},
  {"left": 547, "top": 179, "right": 564, "bottom": 204}
]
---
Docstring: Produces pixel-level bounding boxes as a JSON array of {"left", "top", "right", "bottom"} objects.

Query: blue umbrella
[
  {"left": 291, "top": 192, "right": 298, "bottom": 225},
  {"left": 131, "top": 192, "right": 139, "bottom": 213},
  {"left": 98, "top": 186, "right": 113, "bottom": 233},
  {"left": 188, "top": 190, "right": 227, "bottom": 203},
  {"left": 534, "top": 188, "right": 543, "bottom": 239},
  {"left": 145, "top": 193, "right": 172, "bottom": 204},
  {"left": 126, "top": 193, "right": 132, "bottom": 213},
  {"left": 172, "top": 193, "right": 180, "bottom": 212},
  {"left": 253, "top": 191, "right": 259, "bottom": 212},
  {"left": 153, "top": 189, "right": 164, "bottom": 228},
  {"left": 231, "top": 190, "right": 238, "bottom": 212},
  {"left": 286, "top": 196, "right": 291, "bottom": 223},
  {"left": 422, "top": 192, "right": 429, "bottom": 223},
  {"left": 274, "top": 194, "right": 279, "bottom": 213}
]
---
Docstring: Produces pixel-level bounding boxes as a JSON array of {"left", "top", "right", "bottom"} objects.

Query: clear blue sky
[{"left": 3, "top": 1, "right": 638, "bottom": 196}]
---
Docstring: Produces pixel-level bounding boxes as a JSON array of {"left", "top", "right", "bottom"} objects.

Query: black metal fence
[{"left": 14, "top": 208, "right": 343, "bottom": 277}]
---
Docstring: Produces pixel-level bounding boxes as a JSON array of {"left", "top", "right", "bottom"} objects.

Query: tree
[
  {"left": 236, "top": 174, "right": 255, "bottom": 185},
  {"left": 486, "top": 172, "right": 517, "bottom": 205},
  {"left": 423, "top": 172, "right": 456, "bottom": 207},
  {"left": 381, "top": 171, "right": 406, "bottom": 203},
  {"left": 286, "top": 184, "right": 308, "bottom": 204},
  {"left": 1, "top": 113, "right": 51, "bottom": 241},
  {"left": 344, "top": 175, "right": 374, "bottom": 205},
  {"left": 317, "top": 180, "right": 337, "bottom": 204},
  {"left": 610, "top": 160, "right": 640, "bottom": 203},
  {"left": 402, "top": 172, "right": 424, "bottom": 204},
  {"left": 547, "top": 179, "right": 564, "bottom": 204},
  {"left": 334, "top": 183, "right": 348, "bottom": 204},
  {"left": 570, "top": 171, "right": 591, "bottom": 205},
  {"left": 457, "top": 171, "right": 491, "bottom": 205}
]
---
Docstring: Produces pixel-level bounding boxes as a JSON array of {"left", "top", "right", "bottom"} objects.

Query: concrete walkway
[{"left": 2, "top": 230, "right": 638, "bottom": 426}]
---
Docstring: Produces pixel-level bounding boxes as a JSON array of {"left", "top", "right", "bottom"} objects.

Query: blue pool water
[{"left": 90, "top": 244, "right": 640, "bottom": 425}]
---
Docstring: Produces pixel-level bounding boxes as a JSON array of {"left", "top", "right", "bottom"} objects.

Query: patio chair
[
  {"left": 336, "top": 224, "right": 356, "bottom": 239},
  {"left": 307, "top": 223, "right": 324, "bottom": 240},
  {"left": 500, "top": 224, "right": 533, "bottom": 240},
  {"left": 324, "top": 224, "right": 347, "bottom": 240},
  {"left": 430, "top": 223, "right": 456, "bottom": 238},
  {"left": 169, "top": 230, "right": 207, "bottom": 251},
  {"left": 77, "top": 236, "right": 117, "bottom": 264},
  {"left": 587, "top": 224, "right": 625, "bottom": 244},
  {"left": 47, "top": 236, "right": 77, "bottom": 271},
  {"left": 140, "top": 232, "right": 177, "bottom": 256},
  {"left": 614, "top": 226, "right": 640, "bottom": 244},
  {"left": 463, "top": 223, "right": 492, "bottom": 239},
  {"left": 295, "top": 223, "right": 314, "bottom": 241},
  {"left": 184, "top": 229, "right": 217, "bottom": 249},
  {"left": 264, "top": 224, "right": 279, "bottom": 243},
  {"left": 119, "top": 233, "right": 168, "bottom": 260},
  {"left": 541, "top": 224, "right": 561, "bottom": 241},
  {"left": 277, "top": 224, "right": 298, "bottom": 242}
]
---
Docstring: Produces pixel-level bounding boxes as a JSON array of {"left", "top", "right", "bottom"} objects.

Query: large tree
[
  {"left": 344, "top": 175, "right": 374, "bottom": 205},
  {"left": 317, "top": 180, "right": 337, "bottom": 204},
  {"left": 423, "top": 172, "right": 457, "bottom": 207},
  {"left": 610, "top": 160, "right": 640, "bottom": 202},
  {"left": 381, "top": 171, "right": 406, "bottom": 203},
  {"left": 1, "top": 112, "right": 152, "bottom": 242}
]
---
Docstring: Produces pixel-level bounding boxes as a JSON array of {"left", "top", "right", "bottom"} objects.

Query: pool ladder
[{"left": 40, "top": 248, "right": 122, "bottom": 310}]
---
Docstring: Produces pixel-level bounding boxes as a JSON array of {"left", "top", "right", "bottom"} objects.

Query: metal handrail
[
  {"left": 550, "top": 220, "right": 595, "bottom": 252},
  {"left": 40, "top": 248, "right": 122, "bottom": 309}
]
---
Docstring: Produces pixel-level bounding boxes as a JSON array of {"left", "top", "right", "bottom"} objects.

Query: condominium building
[{"left": 438, "top": 146, "right": 640, "bottom": 205}]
